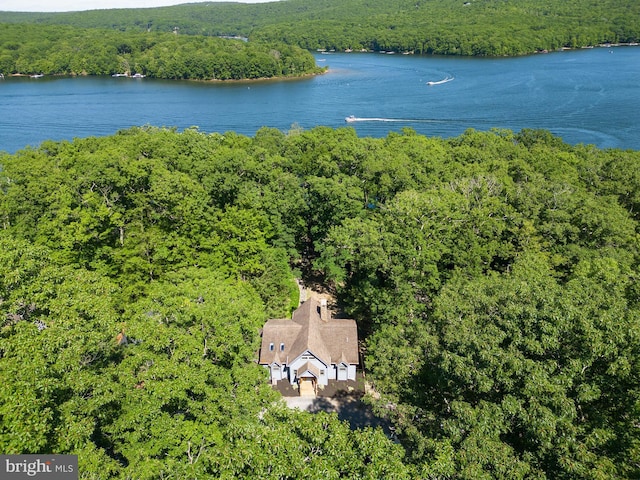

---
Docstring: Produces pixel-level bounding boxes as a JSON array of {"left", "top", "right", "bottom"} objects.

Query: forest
[
  {"left": 1, "top": 125, "right": 639, "bottom": 478},
  {"left": 0, "top": 24, "right": 322, "bottom": 80},
  {"left": 2, "top": 0, "right": 640, "bottom": 56}
]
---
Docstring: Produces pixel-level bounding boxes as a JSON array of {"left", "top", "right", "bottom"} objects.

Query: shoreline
[
  {"left": 318, "top": 41, "right": 640, "bottom": 57},
  {"left": 4, "top": 68, "right": 328, "bottom": 83},
  {"left": 3, "top": 42, "right": 636, "bottom": 81}
]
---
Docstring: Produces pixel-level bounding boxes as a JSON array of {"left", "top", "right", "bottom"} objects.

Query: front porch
[
  {"left": 273, "top": 371, "right": 364, "bottom": 398},
  {"left": 298, "top": 376, "right": 317, "bottom": 397}
]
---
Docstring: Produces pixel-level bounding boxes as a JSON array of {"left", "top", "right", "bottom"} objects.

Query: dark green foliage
[
  {"left": 314, "top": 128, "right": 640, "bottom": 477},
  {"left": 0, "top": 24, "right": 323, "bottom": 79},
  {"left": 2, "top": 0, "right": 640, "bottom": 55},
  {"left": 1, "top": 125, "right": 639, "bottom": 477}
]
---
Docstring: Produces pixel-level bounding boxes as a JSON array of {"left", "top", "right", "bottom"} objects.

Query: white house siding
[
  {"left": 267, "top": 362, "right": 354, "bottom": 385},
  {"left": 333, "top": 364, "right": 357, "bottom": 381},
  {"left": 270, "top": 364, "right": 284, "bottom": 383},
  {"left": 288, "top": 354, "right": 327, "bottom": 386}
]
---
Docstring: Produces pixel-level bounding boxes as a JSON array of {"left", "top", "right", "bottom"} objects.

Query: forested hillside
[
  {"left": 1, "top": 126, "right": 639, "bottom": 477},
  {"left": 3, "top": 0, "right": 640, "bottom": 55},
  {"left": 0, "top": 24, "right": 322, "bottom": 80}
]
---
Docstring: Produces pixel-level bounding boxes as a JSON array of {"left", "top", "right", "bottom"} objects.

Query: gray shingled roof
[{"left": 259, "top": 298, "right": 359, "bottom": 366}]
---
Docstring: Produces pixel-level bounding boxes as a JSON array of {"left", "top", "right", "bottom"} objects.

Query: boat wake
[
  {"left": 345, "top": 115, "right": 447, "bottom": 124},
  {"left": 346, "top": 115, "right": 406, "bottom": 122},
  {"left": 427, "top": 76, "right": 454, "bottom": 86}
]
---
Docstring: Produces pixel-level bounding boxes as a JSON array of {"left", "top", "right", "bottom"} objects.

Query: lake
[{"left": 1, "top": 46, "right": 639, "bottom": 153}]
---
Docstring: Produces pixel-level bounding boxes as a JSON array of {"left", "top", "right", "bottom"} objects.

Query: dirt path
[{"left": 297, "top": 278, "right": 334, "bottom": 304}]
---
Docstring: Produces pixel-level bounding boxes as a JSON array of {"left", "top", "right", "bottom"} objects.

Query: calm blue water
[{"left": 1, "top": 47, "right": 639, "bottom": 153}]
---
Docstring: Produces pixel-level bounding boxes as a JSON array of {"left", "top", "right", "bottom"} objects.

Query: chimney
[{"left": 320, "top": 299, "right": 329, "bottom": 321}]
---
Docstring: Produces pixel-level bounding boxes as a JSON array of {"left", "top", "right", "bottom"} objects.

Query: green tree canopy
[
  {"left": 3, "top": 0, "right": 639, "bottom": 56},
  {"left": 1, "top": 125, "right": 639, "bottom": 477}
]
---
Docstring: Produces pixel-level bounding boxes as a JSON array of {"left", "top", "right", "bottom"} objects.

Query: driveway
[{"left": 282, "top": 392, "right": 392, "bottom": 435}]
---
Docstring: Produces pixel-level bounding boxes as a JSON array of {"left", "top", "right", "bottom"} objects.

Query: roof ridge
[{"left": 259, "top": 298, "right": 358, "bottom": 367}]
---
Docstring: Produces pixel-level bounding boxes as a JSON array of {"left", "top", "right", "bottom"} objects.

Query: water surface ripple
[{"left": 0, "top": 47, "right": 638, "bottom": 152}]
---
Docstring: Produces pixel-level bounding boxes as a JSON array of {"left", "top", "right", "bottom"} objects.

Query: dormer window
[
  {"left": 280, "top": 343, "right": 285, "bottom": 351},
  {"left": 269, "top": 343, "right": 274, "bottom": 351}
]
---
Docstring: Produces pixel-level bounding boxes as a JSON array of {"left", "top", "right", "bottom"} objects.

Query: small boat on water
[
  {"left": 112, "top": 73, "right": 128, "bottom": 77},
  {"left": 30, "top": 73, "right": 44, "bottom": 78},
  {"left": 427, "top": 76, "right": 454, "bottom": 86},
  {"left": 345, "top": 115, "right": 357, "bottom": 122},
  {"left": 131, "top": 73, "right": 145, "bottom": 78}
]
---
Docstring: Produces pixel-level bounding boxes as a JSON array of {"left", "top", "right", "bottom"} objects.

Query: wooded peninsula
[{"left": 0, "top": 24, "right": 322, "bottom": 80}]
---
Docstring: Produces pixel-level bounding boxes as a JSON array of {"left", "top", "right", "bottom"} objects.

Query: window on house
[
  {"left": 269, "top": 343, "right": 274, "bottom": 351},
  {"left": 280, "top": 343, "right": 285, "bottom": 351}
]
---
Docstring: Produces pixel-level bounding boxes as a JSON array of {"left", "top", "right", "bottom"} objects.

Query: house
[{"left": 259, "top": 298, "right": 359, "bottom": 396}]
